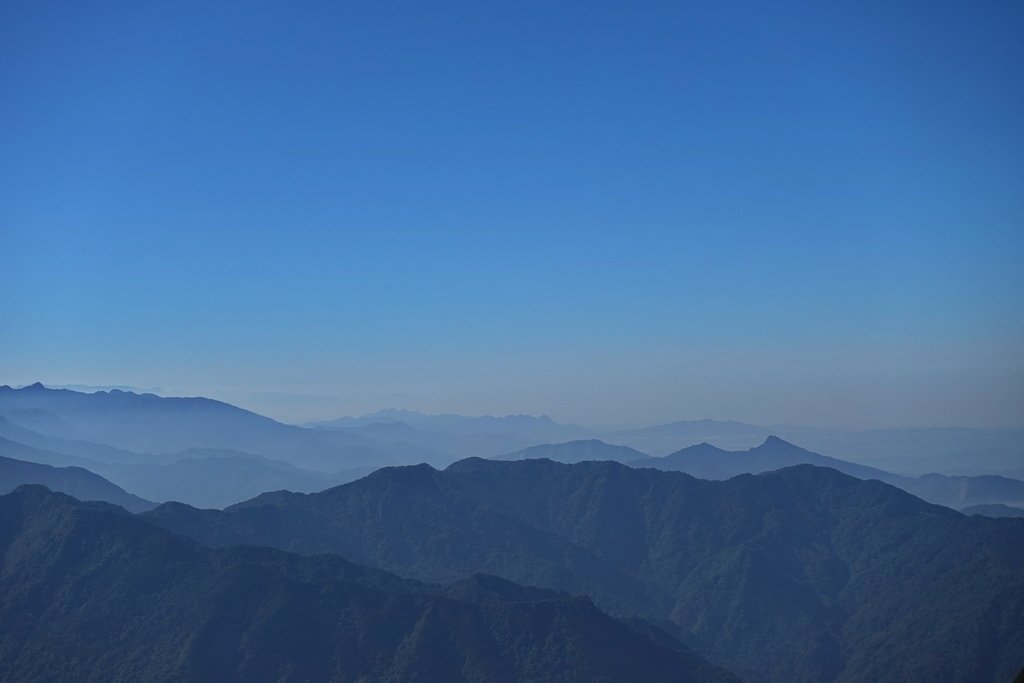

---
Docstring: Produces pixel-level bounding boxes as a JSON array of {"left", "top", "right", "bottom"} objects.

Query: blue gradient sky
[{"left": 2, "top": 1, "right": 1022, "bottom": 428}]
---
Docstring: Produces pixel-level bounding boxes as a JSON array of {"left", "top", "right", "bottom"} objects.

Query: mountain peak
[
  {"left": 758, "top": 435, "right": 798, "bottom": 449},
  {"left": 664, "top": 442, "right": 730, "bottom": 460}
]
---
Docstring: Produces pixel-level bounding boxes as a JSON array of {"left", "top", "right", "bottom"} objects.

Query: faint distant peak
[
  {"left": 754, "top": 435, "right": 801, "bottom": 450},
  {"left": 663, "top": 442, "right": 730, "bottom": 459}
]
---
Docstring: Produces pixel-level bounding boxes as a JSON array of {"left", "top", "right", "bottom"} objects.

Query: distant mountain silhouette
[
  {"left": 0, "top": 407, "right": 91, "bottom": 440},
  {"left": 315, "top": 420, "right": 522, "bottom": 460},
  {"left": 0, "top": 446, "right": 153, "bottom": 512},
  {"left": 145, "top": 458, "right": 1024, "bottom": 682},
  {"left": 766, "top": 426, "right": 1024, "bottom": 475},
  {"left": 637, "top": 436, "right": 1024, "bottom": 510},
  {"left": 898, "top": 472, "right": 1024, "bottom": 510},
  {"left": 0, "top": 413, "right": 158, "bottom": 466},
  {"left": 0, "top": 485, "right": 734, "bottom": 682},
  {"left": 962, "top": 503, "right": 1024, "bottom": 518},
  {"left": 0, "top": 384, "right": 441, "bottom": 470},
  {"left": 604, "top": 419, "right": 770, "bottom": 455},
  {"left": 0, "top": 416, "right": 374, "bottom": 508},
  {"left": 602, "top": 418, "right": 1024, "bottom": 475},
  {"left": 311, "top": 408, "right": 588, "bottom": 436},
  {"left": 634, "top": 435, "right": 889, "bottom": 480},
  {"left": 495, "top": 439, "right": 649, "bottom": 463},
  {"left": 308, "top": 409, "right": 593, "bottom": 458},
  {"left": 94, "top": 454, "right": 374, "bottom": 509}
]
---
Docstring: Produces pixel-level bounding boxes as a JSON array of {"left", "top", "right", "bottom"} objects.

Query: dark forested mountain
[
  {"left": 0, "top": 485, "right": 734, "bottom": 683},
  {"left": 145, "top": 458, "right": 1024, "bottom": 683},
  {"left": 0, "top": 450, "right": 154, "bottom": 512},
  {"left": 495, "top": 439, "right": 649, "bottom": 463},
  {"left": 144, "top": 463, "right": 662, "bottom": 618},
  {"left": 638, "top": 436, "right": 1024, "bottom": 510}
]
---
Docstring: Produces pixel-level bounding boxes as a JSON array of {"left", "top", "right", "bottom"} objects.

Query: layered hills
[
  {"left": 0, "top": 446, "right": 154, "bottom": 513},
  {"left": 629, "top": 436, "right": 1024, "bottom": 510}
]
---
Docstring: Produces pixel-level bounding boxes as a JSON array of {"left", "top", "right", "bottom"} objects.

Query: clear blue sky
[{"left": 2, "top": 0, "right": 1022, "bottom": 428}]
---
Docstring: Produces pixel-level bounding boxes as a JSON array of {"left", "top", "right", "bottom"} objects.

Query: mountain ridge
[
  {"left": 0, "top": 449, "right": 155, "bottom": 513},
  {"left": 0, "top": 484, "right": 734, "bottom": 682},
  {"left": 144, "top": 457, "right": 1024, "bottom": 682}
]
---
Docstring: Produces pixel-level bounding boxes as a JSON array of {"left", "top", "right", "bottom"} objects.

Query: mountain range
[
  {"left": 0, "top": 485, "right": 734, "bottom": 682},
  {"left": 602, "top": 418, "right": 1024, "bottom": 476},
  {"left": 3, "top": 383, "right": 1023, "bottom": 512},
  {"left": 0, "top": 446, "right": 154, "bottom": 513},
  {"left": 0, "top": 384, "right": 441, "bottom": 471},
  {"left": 624, "top": 436, "right": 1024, "bottom": 511},
  {"left": 963, "top": 503, "right": 1024, "bottom": 518},
  {"left": 0, "top": 386, "right": 443, "bottom": 507},
  {"left": 495, "top": 439, "right": 648, "bottom": 464},
  {"left": 306, "top": 409, "right": 594, "bottom": 460},
  {"left": 1, "top": 384, "right": 1023, "bottom": 680},
  {"left": 144, "top": 458, "right": 1024, "bottom": 682}
]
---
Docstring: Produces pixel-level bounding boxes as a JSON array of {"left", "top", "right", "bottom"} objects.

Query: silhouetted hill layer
[
  {"left": 496, "top": 439, "right": 649, "bottom": 463},
  {"left": 0, "top": 446, "right": 154, "bottom": 512},
  {"left": 0, "top": 417, "right": 368, "bottom": 508},
  {"left": 635, "top": 435, "right": 889, "bottom": 480},
  {"left": 145, "top": 458, "right": 1024, "bottom": 682},
  {"left": 963, "top": 503, "right": 1024, "bottom": 518},
  {"left": 94, "top": 454, "right": 373, "bottom": 509},
  {"left": 308, "top": 409, "right": 594, "bottom": 459},
  {"left": 0, "top": 485, "right": 734, "bottom": 683},
  {"left": 604, "top": 419, "right": 1024, "bottom": 474},
  {"left": 638, "top": 436, "right": 1024, "bottom": 510},
  {"left": 0, "top": 384, "right": 439, "bottom": 471}
]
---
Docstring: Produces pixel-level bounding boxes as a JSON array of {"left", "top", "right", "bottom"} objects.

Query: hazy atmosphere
[
  {"left": 2, "top": 3, "right": 1024, "bottom": 682},
  {"left": 3, "top": 1, "right": 1023, "bottom": 428}
]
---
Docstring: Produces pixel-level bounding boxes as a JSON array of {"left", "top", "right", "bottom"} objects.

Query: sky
[{"left": 1, "top": 0, "right": 1022, "bottom": 429}]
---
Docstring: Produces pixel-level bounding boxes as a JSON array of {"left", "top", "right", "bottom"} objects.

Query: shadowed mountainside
[
  {"left": 0, "top": 485, "right": 736, "bottom": 683},
  {"left": 144, "top": 458, "right": 1024, "bottom": 683}
]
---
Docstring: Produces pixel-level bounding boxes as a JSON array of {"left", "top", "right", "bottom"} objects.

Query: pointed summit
[{"left": 757, "top": 435, "right": 798, "bottom": 449}]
